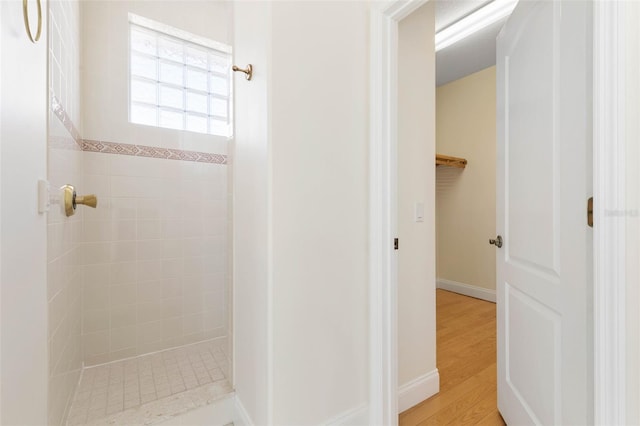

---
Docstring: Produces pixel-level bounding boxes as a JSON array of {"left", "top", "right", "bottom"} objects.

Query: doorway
[
  {"left": 369, "top": 1, "right": 634, "bottom": 425},
  {"left": 400, "top": 31, "right": 501, "bottom": 422},
  {"left": 412, "top": 62, "right": 499, "bottom": 423}
]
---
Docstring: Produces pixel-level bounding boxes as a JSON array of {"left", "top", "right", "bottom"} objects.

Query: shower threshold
[{"left": 66, "top": 339, "right": 232, "bottom": 426}]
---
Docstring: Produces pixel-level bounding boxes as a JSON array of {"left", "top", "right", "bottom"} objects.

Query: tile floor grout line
[
  {"left": 79, "top": 336, "right": 228, "bottom": 370},
  {"left": 66, "top": 339, "right": 231, "bottom": 426}
]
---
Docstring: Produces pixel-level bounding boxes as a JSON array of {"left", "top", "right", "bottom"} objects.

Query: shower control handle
[
  {"left": 489, "top": 235, "right": 503, "bottom": 248},
  {"left": 62, "top": 184, "right": 98, "bottom": 217},
  {"left": 76, "top": 194, "right": 97, "bottom": 208}
]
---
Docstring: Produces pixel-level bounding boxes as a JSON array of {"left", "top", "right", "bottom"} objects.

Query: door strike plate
[{"left": 587, "top": 197, "right": 593, "bottom": 228}]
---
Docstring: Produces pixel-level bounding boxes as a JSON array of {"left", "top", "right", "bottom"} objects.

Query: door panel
[
  {"left": 506, "top": 283, "right": 560, "bottom": 425},
  {"left": 497, "top": 1, "right": 592, "bottom": 424},
  {"left": 505, "top": 2, "right": 558, "bottom": 276}
]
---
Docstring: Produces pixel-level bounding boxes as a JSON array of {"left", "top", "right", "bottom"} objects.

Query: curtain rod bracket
[{"left": 233, "top": 64, "right": 253, "bottom": 81}]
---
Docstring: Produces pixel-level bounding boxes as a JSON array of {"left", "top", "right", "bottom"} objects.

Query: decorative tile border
[
  {"left": 50, "top": 94, "right": 228, "bottom": 165},
  {"left": 51, "top": 93, "right": 82, "bottom": 146},
  {"left": 82, "top": 140, "right": 228, "bottom": 165}
]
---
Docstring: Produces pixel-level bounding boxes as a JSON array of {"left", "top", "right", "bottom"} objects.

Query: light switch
[{"left": 415, "top": 202, "right": 424, "bottom": 222}]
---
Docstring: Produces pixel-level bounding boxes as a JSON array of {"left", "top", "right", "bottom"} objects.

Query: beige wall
[
  {"left": 436, "top": 66, "right": 496, "bottom": 291},
  {"left": 397, "top": 1, "right": 438, "bottom": 396}
]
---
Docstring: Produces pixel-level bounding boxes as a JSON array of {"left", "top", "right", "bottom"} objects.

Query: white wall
[
  {"left": 48, "top": 1, "right": 84, "bottom": 424},
  {"left": 625, "top": 1, "right": 640, "bottom": 422},
  {"left": 232, "top": 1, "right": 271, "bottom": 424},
  {"left": 269, "top": 2, "right": 369, "bottom": 424},
  {"left": 233, "top": 2, "right": 370, "bottom": 424},
  {"left": 0, "top": 1, "right": 49, "bottom": 424},
  {"left": 397, "top": 1, "right": 437, "bottom": 395}
]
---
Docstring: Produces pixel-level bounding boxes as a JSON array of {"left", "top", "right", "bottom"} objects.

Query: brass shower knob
[
  {"left": 62, "top": 184, "right": 98, "bottom": 217},
  {"left": 76, "top": 194, "right": 97, "bottom": 208}
]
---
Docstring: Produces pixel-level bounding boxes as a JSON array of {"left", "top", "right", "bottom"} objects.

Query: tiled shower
[{"left": 47, "top": 1, "right": 234, "bottom": 424}]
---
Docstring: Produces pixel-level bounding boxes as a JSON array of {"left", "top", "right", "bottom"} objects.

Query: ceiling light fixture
[{"left": 435, "top": 0, "right": 518, "bottom": 52}]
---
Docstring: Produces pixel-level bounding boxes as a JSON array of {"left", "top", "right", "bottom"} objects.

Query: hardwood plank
[
  {"left": 445, "top": 383, "right": 498, "bottom": 425},
  {"left": 438, "top": 352, "right": 495, "bottom": 391},
  {"left": 399, "top": 365, "right": 495, "bottom": 425},
  {"left": 399, "top": 290, "right": 504, "bottom": 426},
  {"left": 417, "top": 382, "right": 496, "bottom": 425},
  {"left": 476, "top": 410, "right": 507, "bottom": 426}
]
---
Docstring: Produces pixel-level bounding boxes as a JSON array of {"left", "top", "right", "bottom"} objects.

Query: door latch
[
  {"left": 587, "top": 197, "right": 593, "bottom": 227},
  {"left": 394, "top": 238, "right": 399, "bottom": 250}
]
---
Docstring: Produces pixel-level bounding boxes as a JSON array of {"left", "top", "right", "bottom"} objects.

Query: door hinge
[
  {"left": 394, "top": 238, "right": 399, "bottom": 250},
  {"left": 587, "top": 197, "right": 593, "bottom": 227}
]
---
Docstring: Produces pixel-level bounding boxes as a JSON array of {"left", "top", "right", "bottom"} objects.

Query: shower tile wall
[
  {"left": 80, "top": 152, "right": 228, "bottom": 366},
  {"left": 48, "top": 1, "right": 83, "bottom": 425},
  {"left": 79, "top": 0, "right": 232, "bottom": 368}
]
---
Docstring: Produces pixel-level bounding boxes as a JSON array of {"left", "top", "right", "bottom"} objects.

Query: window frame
[{"left": 128, "top": 15, "right": 233, "bottom": 137}]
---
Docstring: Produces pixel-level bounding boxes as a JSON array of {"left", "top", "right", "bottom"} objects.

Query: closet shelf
[{"left": 436, "top": 154, "right": 467, "bottom": 169}]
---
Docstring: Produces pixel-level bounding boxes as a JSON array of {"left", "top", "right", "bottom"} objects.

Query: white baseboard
[
  {"left": 436, "top": 278, "right": 496, "bottom": 303},
  {"left": 233, "top": 398, "right": 368, "bottom": 426},
  {"left": 233, "top": 395, "right": 254, "bottom": 426},
  {"left": 324, "top": 403, "right": 369, "bottom": 426},
  {"left": 398, "top": 369, "right": 440, "bottom": 413}
]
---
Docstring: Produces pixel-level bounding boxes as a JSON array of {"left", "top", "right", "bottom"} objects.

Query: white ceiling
[
  {"left": 435, "top": 0, "right": 492, "bottom": 31},
  {"left": 435, "top": 0, "right": 508, "bottom": 86}
]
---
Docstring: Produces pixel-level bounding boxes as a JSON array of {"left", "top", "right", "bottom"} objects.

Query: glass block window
[{"left": 128, "top": 15, "right": 232, "bottom": 137}]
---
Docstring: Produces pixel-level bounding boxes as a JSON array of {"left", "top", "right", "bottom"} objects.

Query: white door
[{"left": 496, "top": 1, "right": 592, "bottom": 425}]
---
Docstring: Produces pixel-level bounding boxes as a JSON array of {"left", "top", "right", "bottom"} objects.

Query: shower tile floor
[{"left": 67, "top": 339, "right": 232, "bottom": 426}]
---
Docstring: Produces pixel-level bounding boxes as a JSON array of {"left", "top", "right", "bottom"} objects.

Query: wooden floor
[{"left": 399, "top": 289, "right": 506, "bottom": 426}]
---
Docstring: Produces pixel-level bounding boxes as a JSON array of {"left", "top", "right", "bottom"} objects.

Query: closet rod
[{"left": 436, "top": 154, "right": 467, "bottom": 169}]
